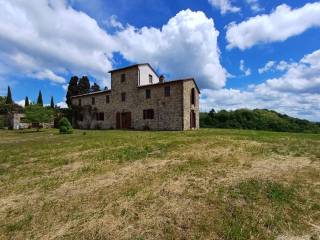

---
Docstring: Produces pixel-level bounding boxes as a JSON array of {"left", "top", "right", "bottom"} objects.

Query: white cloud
[
  {"left": 114, "top": 9, "right": 228, "bottom": 89},
  {"left": 0, "top": 0, "right": 116, "bottom": 86},
  {"left": 201, "top": 49, "right": 320, "bottom": 121},
  {"left": 208, "top": 0, "right": 240, "bottom": 15},
  {"left": 62, "top": 84, "right": 68, "bottom": 91},
  {"left": 32, "top": 69, "right": 65, "bottom": 83},
  {"left": 258, "top": 50, "right": 320, "bottom": 93},
  {"left": 246, "top": 0, "right": 263, "bottom": 13},
  {"left": 57, "top": 101, "right": 68, "bottom": 108},
  {"left": 200, "top": 88, "right": 320, "bottom": 121},
  {"left": 105, "top": 15, "right": 124, "bottom": 30},
  {"left": 226, "top": 2, "right": 320, "bottom": 50},
  {"left": 240, "top": 59, "right": 251, "bottom": 76},
  {"left": 16, "top": 99, "right": 25, "bottom": 107},
  {"left": 259, "top": 60, "right": 297, "bottom": 74},
  {"left": 0, "top": 2, "right": 227, "bottom": 90},
  {"left": 258, "top": 61, "right": 276, "bottom": 74}
]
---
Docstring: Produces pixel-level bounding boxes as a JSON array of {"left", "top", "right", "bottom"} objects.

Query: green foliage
[
  {"left": 0, "top": 101, "right": 23, "bottom": 114},
  {"left": 37, "top": 91, "right": 43, "bottom": 106},
  {"left": 201, "top": 109, "right": 320, "bottom": 133},
  {"left": 59, "top": 117, "right": 73, "bottom": 134},
  {"left": 25, "top": 96, "right": 29, "bottom": 107},
  {"left": 66, "top": 76, "right": 79, "bottom": 107},
  {"left": 53, "top": 107, "right": 72, "bottom": 128},
  {"left": 90, "top": 83, "right": 101, "bottom": 92},
  {"left": 50, "top": 96, "right": 55, "bottom": 109},
  {"left": 25, "top": 105, "right": 53, "bottom": 129},
  {"left": 6, "top": 86, "right": 13, "bottom": 104},
  {"left": 78, "top": 76, "right": 90, "bottom": 95},
  {"left": 0, "top": 96, "right": 6, "bottom": 105}
]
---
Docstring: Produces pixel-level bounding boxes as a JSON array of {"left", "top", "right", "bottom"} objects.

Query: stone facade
[
  {"left": 5, "top": 113, "right": 54, "bottom": 130},
  {"left": 71, "top": 63, "right": 200, "bottom": 131}
]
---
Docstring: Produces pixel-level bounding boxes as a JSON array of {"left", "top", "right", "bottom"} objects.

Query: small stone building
[
  {"left": 1, "top": 113, "right": 54, "bottom": 130},
  {"left": 71, "top": 63, "right": 200, "bottom": 131}
]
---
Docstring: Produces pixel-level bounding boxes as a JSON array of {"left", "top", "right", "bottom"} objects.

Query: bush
[{"left": 59, "top": 117, "right": 73, "bottom": 134}]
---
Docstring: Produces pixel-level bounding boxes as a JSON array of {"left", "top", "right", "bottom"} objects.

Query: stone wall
[
  {"left": 182, "top": 80, "right": 200, "bottom": 130},
  {"left": 71, "top": 66, "right": 199, "bottom": 131}
]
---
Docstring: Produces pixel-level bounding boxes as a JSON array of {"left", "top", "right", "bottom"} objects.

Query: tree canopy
[
  {"left": 37, "top": 91, "right": 43, "bottom": 106},
  {"left": 25, "top": 96, "right": 30, "bottom": 107},
  {"left": 66, "top": 76, "right": 79, "bottom": 107},
  {"left": 25, "top": 105, "right": 54, "bottom": 130},
  {"left": 90, "top": 83, "right": 101, "bottom": 92},
  {"left": 200, "top": 109, "right": 320, "bottom": 133},
  {"left": 6, "top": 86, "right": 13, "bottom": 105},
  {"left": 50, "top": 96, "right": 55, "bottom": 109},
  {"left": 78, "top": 76, "right": 90, "bottom": 95}
]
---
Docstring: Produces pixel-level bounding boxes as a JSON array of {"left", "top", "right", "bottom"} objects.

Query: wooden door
[
  {"left": 116, "top": 112, "right": 121, "bottom": 129},
  {"left": 190, "top": 110, "right": 196, "bottom": 129},
  {"left": 121, "top": 112, "right": 131, "bottom": 129}
]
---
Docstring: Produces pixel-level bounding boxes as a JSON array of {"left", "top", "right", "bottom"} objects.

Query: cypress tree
[
  {"left": 66, "top": 76, "right": 79, "bottom": 107},
  {"left": 25, "top": 96, "right": 30, "bottom": 107},
  {"left": 37, "top": 91, "right": 43, "bottom": 107},
  {"left": 78, "top": 76, "right": 90, "bottom": 95},
  {"left": 50, "top": 96, "right": 55, "bottom": 109},
  {"left": 5, "top": 86, "right": 13, "bottom": 104},
  {"left": 90, "top": 83, "right": 101, "bottom": 92}
]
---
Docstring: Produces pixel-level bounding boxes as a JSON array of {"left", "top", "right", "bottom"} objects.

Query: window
[
  {"left": 164, "top": 86, "right": 170, "bottom": 97},
  {"left": 78, "top": 99, "right": 82, "bottom": 106},
  {"left": 121, "top": 74, "right": 126, "bottom": 82},
  {"left": 146, "top": 89, "right": 151, "bottom": 99},
  {"left": 191, "top": 88, "right": 195, "bottom": 105},
  {"left": 149, "top": 74, "right": 153, "bottom": 84},
  {"left": 96, "top": 112, "right": 104, "bottom": 121},
  {"left": 143, "top": 109, "right": 154, "bottom": 119},
  {"left": 121, "top": 92, "right": 126, "bottom": 102},
  {"left": 106, "top": 95, "right": 110, "bottom": 104},
  {"left": 92, "top": 97, "right": 95, "bottom": 105}
]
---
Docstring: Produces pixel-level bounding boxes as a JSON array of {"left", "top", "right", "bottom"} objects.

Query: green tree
[
  {"left": 0, "top": 96, "right": 6, "bottom": 105},
  {"left": 66, "top": 76, "right": 79, "bottom": 107},
  {"left": 25, "top": 96, "right": 30, "bottom": 107},
  {"left": 37, "top": 91, "right": 43, "bottom": 106},
  {"left": 5, "top": 86, "right": 13, "bottom": 104},
  {"left": 25, "top": 105, "right": 54, "bottom": 131},
  {"left": 90, "top": 83, "right": 101, "bottom": 92},
  {"left": 78, "top": 76, "right": 90, "bottom": 95},
  {"left": 50, "top": 96, "right": 55, "bottom": 109},
  {"left": 59, "top": 117, "right": 73, "bottom": 134}
]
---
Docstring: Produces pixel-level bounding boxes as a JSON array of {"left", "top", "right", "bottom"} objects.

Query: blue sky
[{"left": 0, "top": 0, "right": 320, "bottom": 121}]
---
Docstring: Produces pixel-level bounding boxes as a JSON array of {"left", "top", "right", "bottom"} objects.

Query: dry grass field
[{"left": 0, "top": 129, "right": 319, "bottom": 240}]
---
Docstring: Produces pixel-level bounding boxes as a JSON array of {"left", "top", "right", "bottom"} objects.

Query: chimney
[{"left": 159, "top": 75, "right": 165, "bottom": 83}]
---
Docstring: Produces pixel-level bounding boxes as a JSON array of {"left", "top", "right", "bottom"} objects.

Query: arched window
[{"left": 191, "top": 88, "right": 195, "bottom": 105}]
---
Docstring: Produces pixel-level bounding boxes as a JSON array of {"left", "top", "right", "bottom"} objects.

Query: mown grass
[{"left": 0, "top": 128, "right": 319, "bottom": 239}]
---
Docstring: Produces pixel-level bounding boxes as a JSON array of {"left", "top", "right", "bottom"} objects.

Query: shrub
[{"left": 59, "top": 117, "right": 73, "bottom": 134}]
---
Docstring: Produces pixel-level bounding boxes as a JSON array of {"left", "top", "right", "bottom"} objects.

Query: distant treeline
[{"left": 200, "top": 109, "right": 320, "bottom": 133}]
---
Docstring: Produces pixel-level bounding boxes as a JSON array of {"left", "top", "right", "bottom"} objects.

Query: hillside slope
[
  {"left": 200, "top": 109, "right": 320, "bottom": 133},
  {"left": 0, "top": 129, "right": 319, "bottom": 239}
]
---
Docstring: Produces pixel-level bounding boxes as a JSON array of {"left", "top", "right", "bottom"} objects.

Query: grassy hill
[
  {"left": 0, "top": 129, "right": 319, "bottom": 239},
  {"left": 200, "top": 109, "right": 320, "bottom": 133}
]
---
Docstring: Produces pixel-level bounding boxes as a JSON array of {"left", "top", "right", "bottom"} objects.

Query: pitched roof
[
  {"left": 108, "top": 63, "right": 159, "bottom": 77},
  {"left": 137, "top": 78, "right": 201, "bottom": 94},
  {"left": 71, "top": 78, "right": 200, "bottom": 99},
  {"left": 71, "top": 89, "right": 111, "bottom": 99}
]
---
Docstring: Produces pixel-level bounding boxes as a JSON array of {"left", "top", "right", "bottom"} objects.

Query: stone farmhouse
[{"left": 71, "top": 63, "right": 200, "bottom": 131}]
